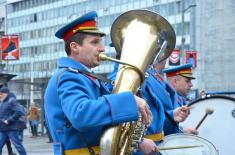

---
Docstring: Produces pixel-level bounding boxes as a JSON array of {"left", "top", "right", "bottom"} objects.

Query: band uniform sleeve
[{"left": 58, "top": 71, "right": 139, "bottom": 132}]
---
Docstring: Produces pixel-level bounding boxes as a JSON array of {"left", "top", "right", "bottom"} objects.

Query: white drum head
[
  {"left": 181, "top": 95, "right": 235, "bottom": 155},
  {"left": 159, "top": 133, "right": 218, "bottom": 155}
]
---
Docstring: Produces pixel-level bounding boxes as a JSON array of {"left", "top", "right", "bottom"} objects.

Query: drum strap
[
  {"left": 164, "top": 109, "right": 181, "bottom": 131},
  {"left": 66, "top": 67, "right": 113, "bottom": 83}
]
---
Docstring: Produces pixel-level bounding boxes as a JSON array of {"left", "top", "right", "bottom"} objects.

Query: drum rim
[
  {"left": 188, "top": 95, "right": 235, "bottom": 107},
  {"left": 160, "top": 133, "right": 218, "bottom": 152}
]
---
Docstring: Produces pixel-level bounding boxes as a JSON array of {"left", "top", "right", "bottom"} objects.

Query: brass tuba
[{"left": 99, "top": 10, "right": 176, "bottom": 155}]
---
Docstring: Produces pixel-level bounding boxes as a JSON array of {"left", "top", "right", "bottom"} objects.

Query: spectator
[
  {"left": 0, "top": 84, "right": 16, "bottom": 155},
  {"left": 0, "top": 87, "right": 27, "bottom": 155},
  {"left": 7, "top": 91, "right": 27, "bottom": 142},
  {"left": 27, "top": 103, "right": 39, "bottom": 137}
]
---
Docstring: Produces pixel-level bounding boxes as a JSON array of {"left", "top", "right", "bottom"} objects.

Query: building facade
[
  {"left": 194, "top": 0, "right": 235, "bottom": 93},
  {"left": 2, "top": 0, "right": 195, "bottom": 105}
]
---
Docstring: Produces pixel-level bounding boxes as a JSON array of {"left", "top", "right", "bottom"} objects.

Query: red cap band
[
  {"left": 166, "top": 68, "right": 192, "bottom": 78},
  {"left": 63, "top": 20, "right": 97, "bottom": 41}
]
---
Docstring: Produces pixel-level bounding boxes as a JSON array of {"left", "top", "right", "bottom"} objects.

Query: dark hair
[{"left": 64, "top": 33, "right": 87, "bottom": 55}]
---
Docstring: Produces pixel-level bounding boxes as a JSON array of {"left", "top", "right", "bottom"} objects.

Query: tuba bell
[{"left": 99, "top": 9, "right": 176, "bottom": 155}]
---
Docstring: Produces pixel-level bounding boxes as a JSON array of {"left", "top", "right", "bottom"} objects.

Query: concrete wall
[{"left": 195, "top": 0, "right": 235, "bottom": 92}]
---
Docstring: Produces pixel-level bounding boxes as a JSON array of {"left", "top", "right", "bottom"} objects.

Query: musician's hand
[
  {"left": 134, "top": 96, "right": 153, "bottom": 125},
  {"left": 174, "top": 106, "right": 190, "bottom": 123},
  {"left": 139, "top": 138, "right": 159, "bottom": 155},
  {"left": 183, "top": 126, "right": 198, "bottom": 135}
]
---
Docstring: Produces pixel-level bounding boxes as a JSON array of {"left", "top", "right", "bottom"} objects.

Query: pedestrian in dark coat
[{"left": 0, "top": 87, "right": 27, "bottom": 155}]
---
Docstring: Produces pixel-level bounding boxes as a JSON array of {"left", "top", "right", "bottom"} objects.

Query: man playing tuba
[{"left": 44, "top": 11, "right": 153, "bottom": 155}]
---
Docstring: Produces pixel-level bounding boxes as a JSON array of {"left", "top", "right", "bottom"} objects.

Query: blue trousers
[
  {"left": 0, "top": 130, "right": 27, "bottom": 155},
  {"left": 29, "top": 120, "right": 38, "bottom": 136}
]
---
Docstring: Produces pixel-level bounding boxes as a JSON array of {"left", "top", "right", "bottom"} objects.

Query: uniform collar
[
  {"left": 58, "top": 57, "right": 89, "bottom": 71},
  {"left": 147, "top": 67, "right": 164, "bottom": 82},
  {"left": 59, "top": 57, "right": 103, "bottom": 87}
]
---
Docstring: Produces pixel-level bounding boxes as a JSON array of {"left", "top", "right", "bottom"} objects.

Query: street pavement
[{"left": 2, "top": 130, "right": 54, "bottom": 155}]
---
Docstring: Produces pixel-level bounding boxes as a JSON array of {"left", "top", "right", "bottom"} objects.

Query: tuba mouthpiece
[{"left": 99, "top": 52, "right": 110, "bottom": 61}]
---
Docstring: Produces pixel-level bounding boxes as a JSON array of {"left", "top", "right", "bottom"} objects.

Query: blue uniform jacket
[
  {"left": 107, "top": 65, "right": 166, "bottom": 137},
  {"left": 133, "top": 68, "right": 170, "bottom": 155},
  {"left": 163, "top": 91, "right": 187, "bottom": 135},
  {"left": 144, "top": 68, "right": 182, "bottom": 136},
  {"left": 164, "top": 78, "right": 187, "bottom": 135},
  {"left": 141, "top": 69, "right": 166, "bottom": 137},
  {"left": 106, "top": 65, "right": 165, "bottom": 155},
  {"left": 45, "top": 57, "right": 139, "bottom": 152}
]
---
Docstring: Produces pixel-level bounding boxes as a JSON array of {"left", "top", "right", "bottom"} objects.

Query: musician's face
[
  {"left": 174, "top": 75, "right": 193, "bottom": 97},
  {"left": 71, "top": 34, "right": 105, "bottom": 68},
  {"left": 0, "top": 93, "right": 7, "bottom": 102}
]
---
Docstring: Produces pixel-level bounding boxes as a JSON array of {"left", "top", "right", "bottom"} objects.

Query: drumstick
[
  {"left": 180, "top": 106, "right": 194, "bottom": 113},
  {"left": 159, "top": 144, "right": 204, "bottom": 150},
  {"left": 195, "top": 107, "right": 214, "bottom": 130}
]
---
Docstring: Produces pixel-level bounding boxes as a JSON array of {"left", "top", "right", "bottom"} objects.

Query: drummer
[{"left": 163, "top": 64, "right": 198, "bottom": 135}]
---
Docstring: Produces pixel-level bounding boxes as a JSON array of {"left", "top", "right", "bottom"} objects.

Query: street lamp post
[
  {"left": 30, "top": 60, "right": 34, "bottom": 104},
  {"left": 181, "top": 0, "right": 197, "bottom": 64}
]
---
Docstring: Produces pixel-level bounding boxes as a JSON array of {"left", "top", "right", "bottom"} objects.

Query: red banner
[
  {"left": 186, "top": 51, "right": 197, "bottom": 68},
  {"left": 1, "top": 35, "right": 20, "bottom": 61},
  {"left": 169, "top": 49, "right": 180, "bottom": 66}
]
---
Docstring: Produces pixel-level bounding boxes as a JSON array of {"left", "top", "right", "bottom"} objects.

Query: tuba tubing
[{"left": 100, "top": 9, "right": 176, "bottom": 155}]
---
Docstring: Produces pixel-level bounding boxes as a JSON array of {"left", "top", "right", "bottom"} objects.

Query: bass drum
[
  {"left": 181, "top": 95, "right": 235, "bottom": 155},
  {"left": 159, "top": 133, "right": 218, "bottom": 155}
]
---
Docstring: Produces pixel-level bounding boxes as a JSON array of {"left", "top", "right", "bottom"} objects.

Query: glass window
[
  {"left": 30, "top": 31, "right": 33, "bottom": 39},
  {"left": 19, "top": 1, "right": 22, "bottom": 11},
  {"left": 29, "top": 0, "right": 33, "bottom": 8},
  {"left": 128, "top": 2, "right": 133, "bottom": 10},
  {"left": 184, "top": 22, "right": 190, "bottom": 35},
  {"left": 176, "top": 1, "right": 181, "bottom": 14},
  {"left": 160, "top": 4, "right": 167, "bottom": 16},
  {"left": 110, "top": 6, "right": 115, "bottom": 14},
  {"left": 134, "top": 1, "right": 140, "bottom": 9},
  {"left": 168, "top": 2, "right": 176, "bottom": 16},
  {"left": 43, "top": 29, "right": 47, "bottom": 37},
  {"left": 184, "top": 0, "right": 190, "bottom": 8},
  {"left": 115, "top": 5, "right": 121, "bottom": 13},
  {"left": 121, "top": 4, "right": 127, "bottom": 12},
  {"left": 110, "top": 0, "right": 115, "bottom": 6},
  {"left": 33, "top": 13, "right": 37, "bottom": 22},
  {"left": 140, "top": 0, "right": 147, "bottom": 8},
  {"left": 147, "top": 0, "right": 153, "bottom": 6},
  {"left": 37, "top": 12, "right": 42, "bottom": 21},
  {"left": 174, "top": 23, "right": 180, "bottom": 35},
  {"left": 26, "top": 0, "right": 29, "bottom": 9}
]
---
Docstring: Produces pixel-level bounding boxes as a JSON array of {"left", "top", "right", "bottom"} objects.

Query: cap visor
[
  {"left": 80, "top": 30, "right": 106, "bottom": 37},
  {"left": 180, "top": 74, "right": 196, "bottom": 80}
]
